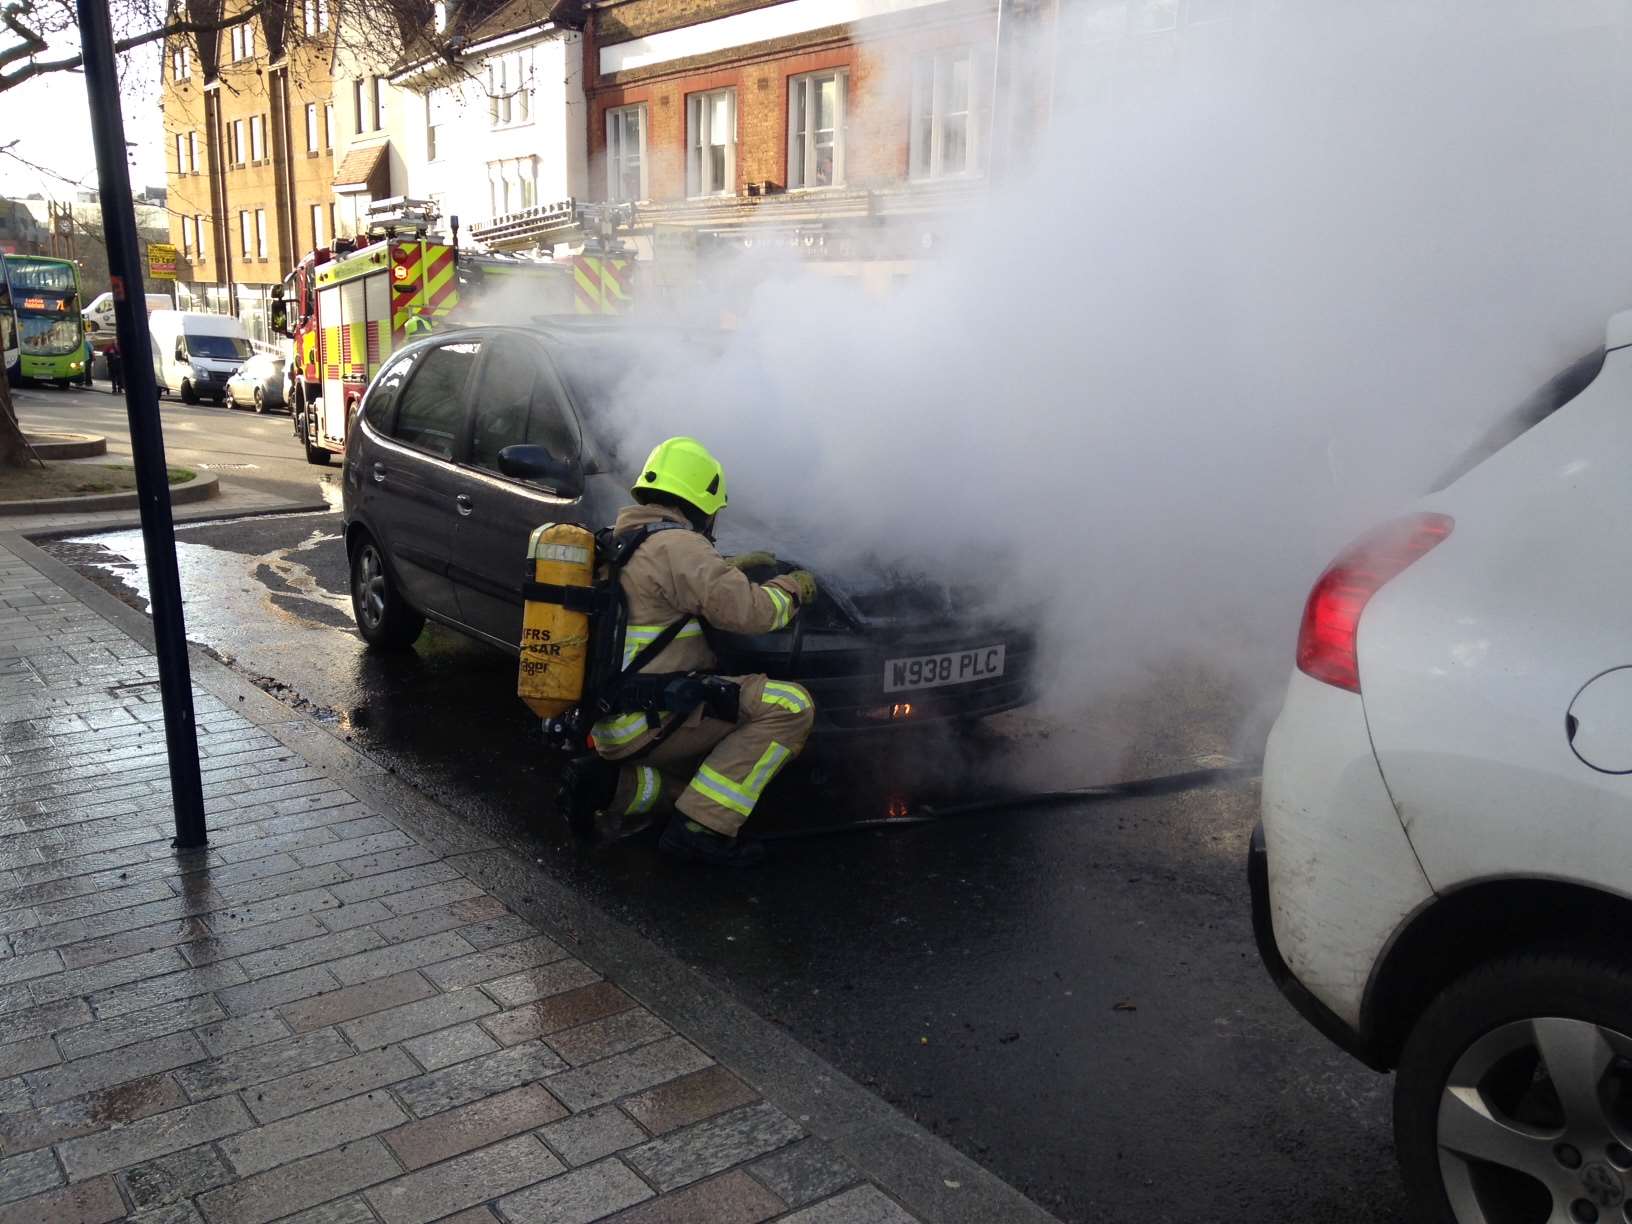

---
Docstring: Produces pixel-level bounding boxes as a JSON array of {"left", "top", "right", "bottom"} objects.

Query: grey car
[
  {"left": 225, "top": 352, "right": 288, "bottom": 413},
  {"left": 339, "top": 322, "right": 1034, "bottom": 733}
]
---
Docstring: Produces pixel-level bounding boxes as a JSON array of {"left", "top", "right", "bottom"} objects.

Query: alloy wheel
[
  {"left": 353, "top": 545, "right": 387, "bottom": 631},
  {"left": 1438, "top": 1018, "right": 1632, "bottom": 1223}
]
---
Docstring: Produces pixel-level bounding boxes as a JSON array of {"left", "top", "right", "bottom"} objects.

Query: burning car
[{"left": 339, "top": 320, "right": 1035, "bottom": 731}]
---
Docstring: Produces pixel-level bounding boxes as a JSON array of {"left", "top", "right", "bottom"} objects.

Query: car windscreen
[
  {"left": 1432, "top": 347, "right": 1607, "bottom": 490},
  {"left": 186, "top": 333, "right": 253, "bottom": 360}
]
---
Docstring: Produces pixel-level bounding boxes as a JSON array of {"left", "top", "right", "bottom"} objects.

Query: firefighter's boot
[
  {"left": 557, "top": 755, "right": 617, "bottom": 840},
  {"left": 658, "top": 813, "right": 767, "bottom": 868}
]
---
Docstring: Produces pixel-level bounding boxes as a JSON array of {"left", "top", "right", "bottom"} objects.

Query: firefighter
[
  {"left": 564, "top": 436, "right": 818, "bottom": 867},
  {"left": 404, "top": 307, "right": 435, "bottom": 338}
]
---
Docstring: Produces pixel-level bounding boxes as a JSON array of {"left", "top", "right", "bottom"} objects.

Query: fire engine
[{"left": 271, "top": 198, "right": 575, "bottom": 465}]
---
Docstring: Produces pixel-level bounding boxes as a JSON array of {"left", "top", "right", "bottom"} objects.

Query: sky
[{"left": 0, "top": 33, "right": 165, "bottom": 199}]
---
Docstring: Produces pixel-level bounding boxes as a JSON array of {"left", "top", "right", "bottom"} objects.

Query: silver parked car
[{"left": 225, "top": 352, "right": 288, "bottom": 413}]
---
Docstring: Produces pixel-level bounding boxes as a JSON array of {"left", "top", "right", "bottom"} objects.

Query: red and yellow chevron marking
[{"left": 574, "top": 257, "right": 634, "bottom": 315}]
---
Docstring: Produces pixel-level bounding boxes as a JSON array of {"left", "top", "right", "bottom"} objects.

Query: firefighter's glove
[
  {"left": 728, "top": 551, "right": 776, "bottom": 572},
  {"left": 786, "top": 570, "right": 819, "bottom": 606}
]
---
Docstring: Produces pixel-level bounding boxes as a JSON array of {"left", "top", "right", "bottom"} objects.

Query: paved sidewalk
[{"left": 0, "top": 537, "right": 1034, "bottom": 1224}]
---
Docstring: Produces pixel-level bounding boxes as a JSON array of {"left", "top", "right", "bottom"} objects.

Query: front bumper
[
  {"left": 717, "top": 626, "right": 1037, "bottom": 733},
  {"left": 1248, "top": 823, "right": 1387, "bottom": 1069}
]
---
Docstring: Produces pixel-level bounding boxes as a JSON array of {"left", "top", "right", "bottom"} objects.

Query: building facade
[
  {"left": 391, "top": 0, "right": 588, "bottom": 247},
  {"left": 574, "top": 0, "right": 1006, "bottom": 290},
  {"left": 162, "top": 0, "right": 336, "bottom": 338}
]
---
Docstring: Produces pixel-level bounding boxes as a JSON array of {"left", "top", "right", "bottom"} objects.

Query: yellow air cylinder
[{"left": 518, "top": 523, "right": 596, "bottom": 718}]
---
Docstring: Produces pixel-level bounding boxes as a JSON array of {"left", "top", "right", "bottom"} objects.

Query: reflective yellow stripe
[
  {"left": 687, "top": 743, "right": 792, "bottom": 819},
  {"left": 592, "top": 711, "right": 649, "bottom": 747},
  {"left": 761, "top": 681, "right": 811, "bottom": 714},
  {"left": 765, "top": 587, "right": 793, "bottom": 630},
  {"left": 626, "top": 766, "right": 660, "bottom": 815},
  {"left": 743, "top": 741, "right": 792, "bottom": 796},
  {"left": 688, "top": 765, "right": 754, "bottom": 817},
  {"left": 622, "top": 618, "right": 704, "bottom": 667}
]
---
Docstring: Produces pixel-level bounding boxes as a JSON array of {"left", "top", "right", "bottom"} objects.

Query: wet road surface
[
  {"left": 13, "top": 381, "right": 334, "bottom": 509},
  {"left": 44, "top": 512, "right": 1409, "bottom": 1223}
]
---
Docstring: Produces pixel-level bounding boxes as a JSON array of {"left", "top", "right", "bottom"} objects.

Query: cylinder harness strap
[{"left": 574, "top": 522, "right": 743, "bottom": 749}]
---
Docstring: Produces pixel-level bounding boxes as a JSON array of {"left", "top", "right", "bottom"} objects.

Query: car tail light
[{"left": 1296, "top": 513, "right": 1454, "bottom": 693}]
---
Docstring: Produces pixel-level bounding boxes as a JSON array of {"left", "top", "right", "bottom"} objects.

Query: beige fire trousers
[{"left": 595, "top": 674, "right": 814, "bottom": 839}]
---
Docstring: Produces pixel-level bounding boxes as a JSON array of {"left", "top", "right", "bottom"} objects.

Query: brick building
[
  {"left": 163, "top": 1, "right": 337, "bottom": 339},
  {"left": 565, "top": 0, "right": 1009, "bottom": 289}
]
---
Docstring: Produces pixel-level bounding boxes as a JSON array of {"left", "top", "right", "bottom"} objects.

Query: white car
[{"left": 1253, "top": 310, "right": 1632, "bottom": 1224}]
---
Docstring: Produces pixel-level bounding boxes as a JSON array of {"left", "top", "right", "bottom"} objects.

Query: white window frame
[
  {"left": 229, "top": 119, "right": 245, "bottom": 165},
  {"left": 426, "top": 94, "right": 440, "bottom": 162},
  {"left": 249, "top": 114, "right": 265, "bottom": 162},
  {"left": 239, "top": 211, "right": 252, "bottom": 259},
  {"left": 487, "top": 53, "right": 531, "bottom": 129},
  {"left": 323, "top": 102, "right": 334, "bottom": 148},
  {"left": 175, "top": 134, "right": 185, "bottom": 176},
  {"left": 371, "top": 77, "right": 384, "bottom": 131},
  {"left": 686, "top": 88, "right": 736, "bottom": 198},
  {"left": 255, "top": 209, "right": 267, "bottom": 259},
  {"left": 195, "top": 214, "right": 206, "bottom": 260},
  {"left": 310, "top": 203, "right": 325, "bottom": 249},
  {"left": 353, "top": 79, "right": 366, "bottom": 134},
  {"left": 305, "top": 103, "right": 318, "bottom": 152},
  {"left": 605, "top": 104, "right": 647, "bottom": 202},
  {"left": 787, "top": 70, "right": 846, "bottom": 191},
  {"left": 229, "top": 22, "right": 255, "bottom": 62},
  {"left": 188, "top": 131, "right": 199, "bottom": 173},
  {"left": 910, "top": 46, "right": 981, "bottom": 182},
  {"left": 181, "top": 216, "right": 193, "bottom": 255},
  {"left": 172, "top": 46, "right": 190, "bottom": 80}
]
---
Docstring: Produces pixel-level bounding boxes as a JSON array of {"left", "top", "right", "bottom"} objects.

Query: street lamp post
[{"left": 76, "top": 0, "right": 208, "bottom": 848}]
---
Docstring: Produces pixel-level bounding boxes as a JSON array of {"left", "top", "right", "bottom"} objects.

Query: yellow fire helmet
[{"left": 634, "top": 436, "right": 729, "bottom": 516}]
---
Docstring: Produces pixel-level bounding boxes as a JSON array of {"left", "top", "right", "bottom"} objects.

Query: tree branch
[{"left": 0, "top": 2, "right": 270, "bottom": 92}]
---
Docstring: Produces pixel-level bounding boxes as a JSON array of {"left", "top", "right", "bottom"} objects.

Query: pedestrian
[
  {"left": 559, "top": 437, "right": 819, "bottom": 867},
  {"left": 79, "top": 339, "right": 93, "bottom": 386},
  {"left": 106, "top": 340, "right": 123, "bottom": 394}
]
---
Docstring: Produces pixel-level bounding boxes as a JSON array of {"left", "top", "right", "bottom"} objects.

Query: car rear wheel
[
  {"left": 350, "top": 537, "right": 423, "bottom": 651},
  {"left": 253, "top": 388, "right": 266, "bottom": 414},
  {"left": 1395, "top": 951, "right": 1632, "bottom": 1224}
]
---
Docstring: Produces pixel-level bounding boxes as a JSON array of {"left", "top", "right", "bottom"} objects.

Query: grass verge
[{"left": 0, "top": 463, "right": 195, "bottom": 501}]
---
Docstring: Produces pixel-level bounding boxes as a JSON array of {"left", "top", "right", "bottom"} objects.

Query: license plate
[{"left": 884, "top": 644, "right": 1006, "bottom": 693}]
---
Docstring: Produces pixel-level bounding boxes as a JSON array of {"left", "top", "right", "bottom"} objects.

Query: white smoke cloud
[{"left": 533, "top": 1, "right": 1632, "bottom": 736}]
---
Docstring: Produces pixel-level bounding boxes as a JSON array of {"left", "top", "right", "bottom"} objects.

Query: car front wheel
[
  {"left": 180, "top": 380, "right": 198, "bottom": 404},
  {"left": 349, "top": 537, "right": 424, "bottom": 651},
  {"left": 1395, "top": 951, "right": 1632, "bottom": 1224}
]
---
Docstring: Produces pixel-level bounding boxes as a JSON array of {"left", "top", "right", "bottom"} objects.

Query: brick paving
[{"left": 0, "top": 539, "right": 921, "bottom": 1224}]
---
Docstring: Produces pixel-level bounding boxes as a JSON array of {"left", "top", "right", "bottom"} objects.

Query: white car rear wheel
[{"left": 1396, "top": 952, "right": 1632, "bottom": 1224}]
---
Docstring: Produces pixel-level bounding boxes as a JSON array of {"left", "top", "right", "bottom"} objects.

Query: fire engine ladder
[{"left": 468, "top": 200, "right": 636, "bottom": 256}]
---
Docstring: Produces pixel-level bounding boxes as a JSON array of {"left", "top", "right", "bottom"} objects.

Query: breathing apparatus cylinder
[{"left": 518, "top": 523, "right": 596, "bottom": 718}]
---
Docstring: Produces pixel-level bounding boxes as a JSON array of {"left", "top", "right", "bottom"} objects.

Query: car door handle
[
  {"left": 371, "top": 462, "right": 386, "bottom": 484},
  {"left": 455, "top": 493, "right": 474, "bottom": 516}
]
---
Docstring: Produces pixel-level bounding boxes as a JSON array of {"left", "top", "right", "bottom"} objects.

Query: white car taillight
[{"left": 1296, "top": 513, "right": 1453, "bottom": 693}]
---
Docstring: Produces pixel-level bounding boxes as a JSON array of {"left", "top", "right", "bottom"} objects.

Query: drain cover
[{"left": 197, "top": 463, "right": 260, "bottom": 470}]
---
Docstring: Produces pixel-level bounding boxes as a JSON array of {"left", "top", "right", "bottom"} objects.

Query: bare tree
[{"left": 0, "top": 0, "right": 503, "bottom": 94}]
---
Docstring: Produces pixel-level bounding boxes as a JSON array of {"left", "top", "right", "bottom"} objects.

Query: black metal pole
[{"left": 77, "top": 0, "right": 207, "bottom": 848}]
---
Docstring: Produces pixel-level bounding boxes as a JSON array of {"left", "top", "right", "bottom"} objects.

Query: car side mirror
[
  {"left": 497, "top": 444, "right": 582, "bottom": 497},
  {"left": 269, "top": 301, "right": 288, "bottom": 335}
]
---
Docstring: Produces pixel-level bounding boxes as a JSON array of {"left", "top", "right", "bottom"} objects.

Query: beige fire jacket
[{"left": 609, "top": 503, "right": 804, "bottom": 677}]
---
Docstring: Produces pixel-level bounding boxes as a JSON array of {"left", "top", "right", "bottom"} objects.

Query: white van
[
  {"left": 148, "top": 310, "right": 252, "bottom": 404},
  {"left": 84, "top": 291, "right": 172, "bottom": 351}
]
